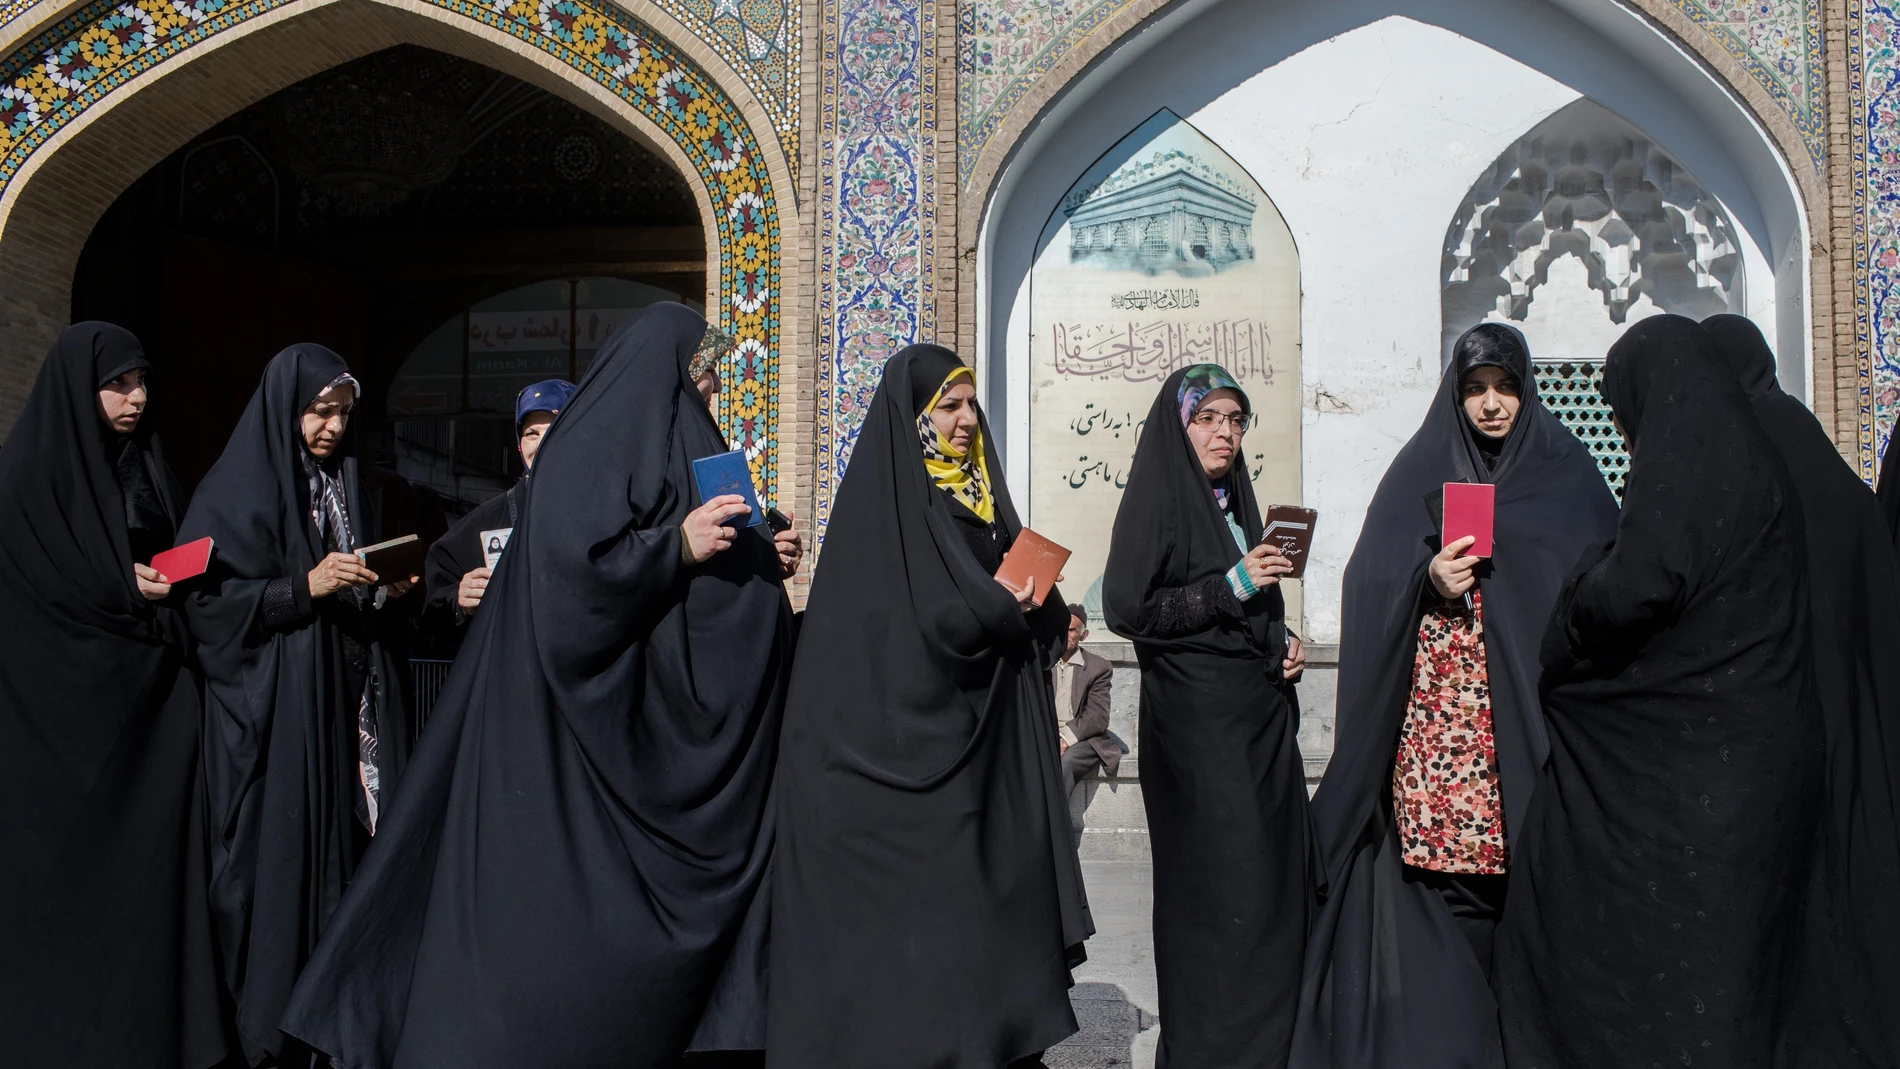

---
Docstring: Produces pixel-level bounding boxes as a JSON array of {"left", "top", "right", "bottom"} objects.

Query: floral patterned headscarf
[
  {"left": 916, "top": 366, "right": 995, "bottom": 523},
  {"left": 1176, "top": 363, "right": 1248, "bottom": 427},
  {"left": 687, "top": 323, "right": 737, "bottom": 382},
  {"left": 1175, "top": 363, "right": 1249, "bottom": 508}
]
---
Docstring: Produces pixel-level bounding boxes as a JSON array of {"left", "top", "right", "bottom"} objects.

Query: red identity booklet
[
  {"left": 149, "top": 536, "right": 215, "bottom": 582},
  {"left": 994, "top": 528, "right": 1071, "bottom": 600},
  {"left": 1442, "top": 483, "right": 1495, "bottom": 558}
]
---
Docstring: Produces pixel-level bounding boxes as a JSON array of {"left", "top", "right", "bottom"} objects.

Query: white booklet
[{"left": 480, "top": 527, "right": 514, "bottom": 571}]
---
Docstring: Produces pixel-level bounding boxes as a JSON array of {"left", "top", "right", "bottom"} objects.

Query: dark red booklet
[
  {"left": 994, "top": 527, "right": 1071, "bottom": 601},
  {"left": 1261, "top": 505, "right": 1319, "bottom": 579},
  {"left": 149, "top": 536, "right": 214, "bottom": 582},
  {"left": 1442, "top": 482, "right": 1496, "bottom": 558}
]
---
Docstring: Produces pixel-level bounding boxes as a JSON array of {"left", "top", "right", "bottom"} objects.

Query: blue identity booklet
[{"left": 691, "top": 449, "right": 764, "bottom": 529}]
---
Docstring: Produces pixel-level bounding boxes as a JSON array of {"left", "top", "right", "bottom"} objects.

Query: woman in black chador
[
  {"left": 1494, "top": 315, "right": 1882, "bottom": 1067},
  {"left": 178, "top": 343, "right": 416, "bottom": 1064},
  {"left": 769, "top": 345, "right": 1089, "bottom": 1069},
  {"left": 1290, "top": 326, "right": 1617, "bottom": 1069},
  {"left": 1103, "top": 363, "right": 1310, "bottom": 1069},
  {"left": 282, "top": 303, "right": 791, "bottom": 1068},
  {"left": 1702, "top": 313, "right": 1900, "bottom": 1064},
  {"left": 0, "top": 324, "right": 230, "bottom": 1069}
]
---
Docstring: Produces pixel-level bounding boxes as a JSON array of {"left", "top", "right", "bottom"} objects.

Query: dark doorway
[{"left": 72, "top": 44, "right": 707, "bottom": 534}]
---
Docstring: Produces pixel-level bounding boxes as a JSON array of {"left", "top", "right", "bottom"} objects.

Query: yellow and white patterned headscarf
[{"left": 915, "top": 367, "right": 995, "bottom": 523}]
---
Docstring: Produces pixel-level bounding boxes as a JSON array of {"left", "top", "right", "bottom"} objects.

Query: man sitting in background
[{"left": 1052, "top": 604, "right": 1118, "bottom": 796}]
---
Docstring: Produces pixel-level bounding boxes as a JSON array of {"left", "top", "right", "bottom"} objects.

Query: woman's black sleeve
[
  {"left": 1146, "top": 575, "right": 1246, "bottom": 637},
  {"left": 261, "top": 575, "right": 315, "bottom": 631}
]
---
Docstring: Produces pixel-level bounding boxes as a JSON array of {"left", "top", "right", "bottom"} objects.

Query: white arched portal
[{"left": 979, "top": 3, "right": 1808, "bottom": 644}]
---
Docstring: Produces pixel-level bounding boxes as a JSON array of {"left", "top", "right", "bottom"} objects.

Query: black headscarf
[
  {"left": 282, "top": 303, "right": 793, "bottom": 1066},
  {"left": 176, "top": 342, "right": 410, "bottom": 1062},
  {"left": 0, "top": 323, "right": 229, "bottom": 1068},
  {"left": 1290, "top": 325, "right": 1617, "bottom": 1069},
  {"left": 1496, "top": 315, "right": 1875, "bottom": 1065},
  {"left": 768, "top": 344, "right": 1089, "bottom": 1068},
  {"left": 1701, "top": 313, "right": 1900, "bottom": 1061},
  {"left": 1104, "top": 364, "right": 1280, "bottom": 661},
  {"left": 1104, "top": 365, "right": 1311, "bottom": 1068}
]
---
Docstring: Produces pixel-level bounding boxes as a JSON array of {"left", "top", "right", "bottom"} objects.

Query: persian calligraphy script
[
  {"left": 1109, "top": 289, "right": 1201, "bottom": 310},
  {"left": 1053, "top": 320, "right": 1275, "bottom": 382}
]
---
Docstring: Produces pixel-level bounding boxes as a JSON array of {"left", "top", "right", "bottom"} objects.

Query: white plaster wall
[{"left": 981, "top": 4, "right": 1806, "bottom": 645}]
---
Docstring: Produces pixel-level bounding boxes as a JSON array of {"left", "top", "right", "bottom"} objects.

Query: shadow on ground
[{"left": 1045, "top": 981, "right": 1157, "bottom": 1068}]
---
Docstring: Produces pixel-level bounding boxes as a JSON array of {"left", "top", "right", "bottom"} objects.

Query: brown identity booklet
[
  {"left": 356, "top": 534, "right": 426, "bottom": 583},
  {"left": 1260, "top": 505, "right": 1319, "bottom": 579},
  {"left": 994, "top": 527, "right": 1071, "bottom": 600}
]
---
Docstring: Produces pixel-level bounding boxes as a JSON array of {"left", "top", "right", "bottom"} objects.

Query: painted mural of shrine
[{"left": 1064, "top": 150, "right": 1258, "bottom": 277}]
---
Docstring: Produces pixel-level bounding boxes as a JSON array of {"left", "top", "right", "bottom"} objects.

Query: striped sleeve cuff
[{"left": 1225, "top": 561, "right": 1259, "bottom": 602}]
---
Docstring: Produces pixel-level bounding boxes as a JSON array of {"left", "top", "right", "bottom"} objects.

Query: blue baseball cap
[{"left": 515, "top": 379, "right": 577, "bottom": 432}]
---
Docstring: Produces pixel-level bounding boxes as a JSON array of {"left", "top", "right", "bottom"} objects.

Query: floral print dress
[{"left": 1391, "top": 588, "right": 1508, "bottom": 874}]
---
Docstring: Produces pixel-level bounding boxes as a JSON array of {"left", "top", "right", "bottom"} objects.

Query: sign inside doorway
[{"left": 1027, "top": 110, "right": 1303, "bottom": 629}]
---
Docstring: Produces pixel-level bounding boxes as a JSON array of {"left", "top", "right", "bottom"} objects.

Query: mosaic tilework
[
  {"left": 0, "top": 0, "right": 783, "bottom": 494},
  {"left": 813, "top": 0, "right": 934, "bottom": 532},
  {"left": 956, "top": 0, "right": 1142, "bottom": 185},
  {"left": 0, "top": 0, "right": 802, "bottom": 173},
  {"left": 647, "top": 0, "right": 801, "bottom": 178},
  {"left": 956, "top": 1, "right": 1826, "bottom": 184},
  {"left": 1854, "top": 0, "right": 1896, "bottom": 480},
  {"left": 1536, "top": 361, "right": 1630, "bottom": 494},
  {"left": 1668, "top": 0, "right": 1825, "bottom": 167}
]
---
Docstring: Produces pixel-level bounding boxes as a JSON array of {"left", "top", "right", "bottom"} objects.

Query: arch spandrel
[
  {"left": 960, "top": 2, "right": 1822, "bottom": 228},
  {"left": 0, "top": 0, "right": 786, "bottom": 495}
]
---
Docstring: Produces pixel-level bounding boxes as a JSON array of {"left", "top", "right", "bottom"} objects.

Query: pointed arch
[{"left": 0, "top": 0, "right": 792, "bottom": 492}]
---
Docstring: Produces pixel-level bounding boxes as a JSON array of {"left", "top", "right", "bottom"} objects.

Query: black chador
[
  {"left": 281, "top": 303, "right": 790, "bottom": 1067},
  {"left": 768, "top": 345, "right": 1089, "bottom": 1069},
  {"left": 1290, "top": 327, "right": 1617, "bottom": 1068},
  {"left": 1878, "top": 419, "right": 1900, "bottom": 558},
  {"left": 0, "top": 324, "right": 230, "bottom": 1069},
  {"left": 1703, "top": 313, "right": 1900, "bottom": 1063},
  {"left": 1103, "top": 364, "right": 1311, "bottom": 1069},
  {"left": 177, "top": 343, "right": 413, "bottom": 1064},
  {"left": 1494, "top": 315, "right": 1880, "bottom": 1067}
]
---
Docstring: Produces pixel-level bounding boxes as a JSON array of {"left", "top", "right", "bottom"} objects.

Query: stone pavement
[{"left": 1047, "top": 860, "right": 1160, "bottom": 1069}]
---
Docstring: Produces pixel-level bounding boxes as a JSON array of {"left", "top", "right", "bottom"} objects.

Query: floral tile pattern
[
  {"left": 643, "top": 0, "right": 802, "bottom": 178},
  {"left": 956, "top": 0, "right": 1142, "bottom": 186},
  {"left": 1670, "top": 0, "right": 1825, "bottom": 166},
  {"left": 814, "top": 0, "right": 934, "bottom": 532},
  {"left": 0, "top": 0, "right": 784, "bottom": 494},
  {"left": 0, "top": 0, "right": 803, "bottom": 176},
  {"left": 1854, "top": 0, "right": 1893, "bottom": 478}
]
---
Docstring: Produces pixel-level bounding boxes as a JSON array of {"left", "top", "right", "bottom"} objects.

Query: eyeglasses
[{"left": 1190, "top": 409, "right": 1252, "bottom": 433}]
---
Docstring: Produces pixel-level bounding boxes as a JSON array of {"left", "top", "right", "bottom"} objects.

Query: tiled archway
[{"left": 0, "top": 0, "right": 787, "bottom": 492}]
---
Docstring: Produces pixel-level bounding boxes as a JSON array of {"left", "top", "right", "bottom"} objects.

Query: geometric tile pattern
[
  {"left": 0, "top": 0, "right": 784, "bottom": 494},
  {"left": 643, "top": 0, "right": 802, "bottom": 180},
  {"left": 1536, "top": 361, "right": 1631, "bottom": 495},
  {"left": 0, "top": 0, "right": 803, "bottom": 176},
  {"left": 1853, "top": 0, "right": 1897, "bottom": 480},
  {"left": 814, "top": 0, "right": 935, "bottom": 533}
]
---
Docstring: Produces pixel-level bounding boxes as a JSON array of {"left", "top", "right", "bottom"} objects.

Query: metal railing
[{"left": 410, "top": 658, "right": 454, "bottom": 738}]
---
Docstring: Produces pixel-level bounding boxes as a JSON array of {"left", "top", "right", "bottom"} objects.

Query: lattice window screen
[{"left": 1535, "top": 361, "right": 1628, "bottom": 493}]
